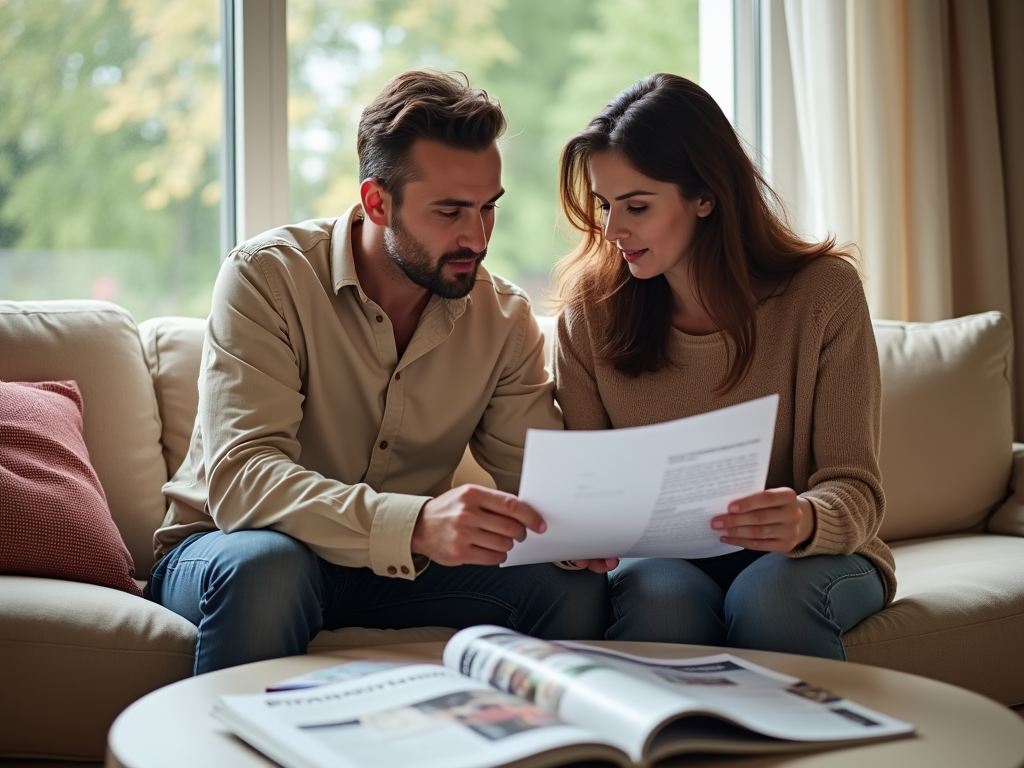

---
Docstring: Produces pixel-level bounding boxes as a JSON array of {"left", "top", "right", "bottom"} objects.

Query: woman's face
[{"left": 589, "top": 151, "right": 713, "bottom": 282}]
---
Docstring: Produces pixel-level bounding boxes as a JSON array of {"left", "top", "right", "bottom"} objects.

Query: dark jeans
[
  {"left": 147, "top": 530, "right": 609, "bottom": 675},
  {"left": 607, "top": 550, "right": 885, "bottom": 660}
]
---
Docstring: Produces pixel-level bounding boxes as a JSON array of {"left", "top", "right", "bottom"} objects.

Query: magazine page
[
  {"left": 267, "top": 660, "right": 410, "bottom": 691},
  {"left": 213, "top": 662, "right": 628, "bottom": 768},
  {"left": 445, "top": 628, "right": 914, "bottom": 763},
  {"left": 557, "top": 642, "right": 915, "bottom": 747},
  {"left": 444, "top": 627, "right": 716, "bottom": 763}
]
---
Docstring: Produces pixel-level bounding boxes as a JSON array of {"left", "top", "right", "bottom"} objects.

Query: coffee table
[{"left": 105, "top": 641, "right": 1024, "bottom": 768}]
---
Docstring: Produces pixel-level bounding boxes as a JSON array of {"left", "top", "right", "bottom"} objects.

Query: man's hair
[{"left": 357, "top": 70, "right": 506, "bottom": 206}]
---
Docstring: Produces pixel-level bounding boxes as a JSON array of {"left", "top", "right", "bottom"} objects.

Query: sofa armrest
[{"left": 988, "top": 442, "right": 1024, "bottom": 536}]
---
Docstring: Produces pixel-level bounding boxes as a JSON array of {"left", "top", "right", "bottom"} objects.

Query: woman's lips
[{"left": 621, "top": 248, "right": 648, "bottom": 263}]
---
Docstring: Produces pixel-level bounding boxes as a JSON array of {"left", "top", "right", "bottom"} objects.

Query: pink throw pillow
[{"left": 0, "top": 380, "right": 142, "bottom": 596}]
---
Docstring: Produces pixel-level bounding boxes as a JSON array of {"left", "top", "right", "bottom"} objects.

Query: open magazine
[{"left": 213, "top": 626, "right": 915, "bottom": 768}]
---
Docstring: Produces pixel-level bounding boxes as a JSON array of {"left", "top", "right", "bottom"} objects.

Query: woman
[{"left": 553, "top": 73, "right": 894, "bottom": 660}]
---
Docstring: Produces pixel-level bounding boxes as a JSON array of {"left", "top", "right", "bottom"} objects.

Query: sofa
[{"left": 1, "top": 299, "right": 1023, "bottom": 764}]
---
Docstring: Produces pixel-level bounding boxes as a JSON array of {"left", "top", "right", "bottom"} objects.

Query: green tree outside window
[{"left": 0, "top": 0, "right": 698, "bottom": 319}]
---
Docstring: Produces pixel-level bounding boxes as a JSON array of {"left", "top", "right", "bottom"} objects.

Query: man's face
[{"left": 382, "top": 139, "right": 503, "bottom": 299}]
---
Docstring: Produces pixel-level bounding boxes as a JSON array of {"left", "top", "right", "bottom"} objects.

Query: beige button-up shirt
[{"left": 155, "top": 205, "right": 562, "bottom": 579}]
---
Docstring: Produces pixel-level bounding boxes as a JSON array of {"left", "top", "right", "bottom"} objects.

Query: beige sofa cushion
[
  {"left": 138, "top": 316, "right": 206, "bottom": 480},
  {"left": 0, "top": 301, "right": 168, "bottom": 573},
  {"left": 844, "top": 533, "right": 1024, "bottom": 705},
  {"left": 989, "top": 443, "right": 1024, "bottom": 536},
  {"left": 0, "top": 575, "right": 195, "bottom": 760},
  {"left": 874, "top": 312, "right": 1013, "bottom": 541}
]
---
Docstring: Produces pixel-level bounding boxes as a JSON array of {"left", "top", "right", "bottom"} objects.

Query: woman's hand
[
  {"left": 710, "top": 488, "right": 816, "bottom": 553},
  {"left": 568, "top": 558, "right": 620, "bottom": 573}
]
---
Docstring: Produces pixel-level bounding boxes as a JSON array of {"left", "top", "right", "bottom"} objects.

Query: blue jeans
[
  {"left": 147, "top": 530, "right": 609, "bottom": 675},
  {"left": 607, "top": 550, "right": 885, "bottom": 660}
]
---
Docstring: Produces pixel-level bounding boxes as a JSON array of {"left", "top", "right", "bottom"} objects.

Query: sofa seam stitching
[
  {"left": 844, "top": 612, "right": 1024, "bottom": 647},
  {"left": 0, "top": 638, "right": 194, "bottom": 657}
]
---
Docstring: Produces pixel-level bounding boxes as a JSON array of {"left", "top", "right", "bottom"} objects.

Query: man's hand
[
  {"left": 567, "top": 558, "right": 620, "bottom": 573},
  {"left": 411, "top": 485, "right": 547, "bottom": 566},
  {"left": 711, "top": 488, "right": 816, "bottom": 553}
]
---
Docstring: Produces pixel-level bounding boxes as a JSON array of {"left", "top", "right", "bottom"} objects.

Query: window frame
[
  {"left": 221, "top": 0, "right": 289, "bottom": 253},
  {"left": 222, "top": 0, "right": 758, "bottom": 254}
]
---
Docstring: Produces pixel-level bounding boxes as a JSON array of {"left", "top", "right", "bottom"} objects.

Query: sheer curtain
[{"left": 764, "top": 0, "right": 1024, "bottom": 435}]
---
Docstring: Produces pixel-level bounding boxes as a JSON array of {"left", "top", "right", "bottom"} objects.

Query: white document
[{"left": 504, "top": 395, "right": 779, "bottom": 566}]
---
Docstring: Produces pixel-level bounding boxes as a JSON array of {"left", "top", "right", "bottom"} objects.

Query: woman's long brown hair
[{"left": 554, "top": 73, "right": 846, "bottom": 392}]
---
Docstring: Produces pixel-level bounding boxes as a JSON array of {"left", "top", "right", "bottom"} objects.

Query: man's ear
[{"left": 360, "top": 179, "right": 392, "bottom": 226}]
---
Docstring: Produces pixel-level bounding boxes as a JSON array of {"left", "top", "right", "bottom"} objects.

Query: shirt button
[
  {"left": 400, "top": 565, "right": 410, "bottom": 575},
  {"left": 387, "top": 566, "right": 397, "bottom": 575},
  {"left": 379, "top": 440, "right": 388, "bottom": 450},
  {"left": 375, "top": 314, "right": 383, "bottom": 323},
  {"left": 394, "top": 372, "right": 401, "bottom": 380}
]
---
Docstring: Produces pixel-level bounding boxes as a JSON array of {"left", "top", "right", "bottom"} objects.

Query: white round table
[{"left": 106, "top": 641, "right": 1024, "bottom": 768}]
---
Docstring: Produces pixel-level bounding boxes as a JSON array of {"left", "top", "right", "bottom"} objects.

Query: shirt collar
[
  {"left": 331, "top": 204, "right": 368, "bottom": 301},
  {"left": 331, "top": 203, "right": 471, "bottom": 319}
]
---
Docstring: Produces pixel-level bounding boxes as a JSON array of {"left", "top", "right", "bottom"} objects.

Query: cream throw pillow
[{"left": 874, "top": 311, "right": 1013, "bottom": 541}]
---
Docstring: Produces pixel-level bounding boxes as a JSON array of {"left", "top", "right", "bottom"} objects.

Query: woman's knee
[
  {"left": 727, "top": 554, "right": 882, "bottom": 620},
  {"left": 724, "top": 554, "right": 884, "bottom": 658},
  {"left": 726, "top": 553, "right": 806, "bottom": 609},
  {"left": 607, "top": 559, "right": 725, "bottom": 644}
]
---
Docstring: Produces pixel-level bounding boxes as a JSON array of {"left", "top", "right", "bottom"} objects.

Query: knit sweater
[{"left": 554, "top": 256, "right": 896, "bottom": 605}]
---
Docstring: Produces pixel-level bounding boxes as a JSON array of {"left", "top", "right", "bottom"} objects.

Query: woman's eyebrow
[{"left": 614, "top": 190, "right": 656, "bottom": 200}]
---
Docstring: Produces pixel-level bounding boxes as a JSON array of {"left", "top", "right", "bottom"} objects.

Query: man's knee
[
  {"left": 210, "top": 529, "right": 316, "bottom": 572},
  {"left": 202, "top": 532, "right": 326, "bottom": 665},
  {"left": 204, "top": 530, "right": 321, "bottom": 602},
  {"left": 513, "top": 565, "right": 609, "bottom": 640},
  {"left": 153, "top": 531, "right": 311, "bottom": 619}
]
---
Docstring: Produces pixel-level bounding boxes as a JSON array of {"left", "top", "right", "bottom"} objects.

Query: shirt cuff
[{"left": 369, "top": 493, "right": 432, "bottom": 579}]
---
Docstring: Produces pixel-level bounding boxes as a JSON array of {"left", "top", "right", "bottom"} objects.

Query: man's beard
[{"left": 383, "top": 213, "right": 484, "bottom": 299}]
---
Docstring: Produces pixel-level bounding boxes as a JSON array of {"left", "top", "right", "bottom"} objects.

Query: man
[{"left": 146, "top": 70, "right": 612, "bottom": 675}]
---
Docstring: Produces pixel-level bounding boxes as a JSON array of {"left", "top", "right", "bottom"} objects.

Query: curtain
[
  {"left": 770, "top": 0, "right": 1023, "bottom": 435},
  {"left": 992, "top": 0, "right": 1024, "bottom": 440}
]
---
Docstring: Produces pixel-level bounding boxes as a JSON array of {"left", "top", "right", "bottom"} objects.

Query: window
[
  {"left": 286, "top": 0, "right": 730, "bottom": 311},
  {"left": 0, "top": 0, "right": 222, "bottom": 320},
  {"left": 1, "top": 1, "right": 737, "bottom": 317}
]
